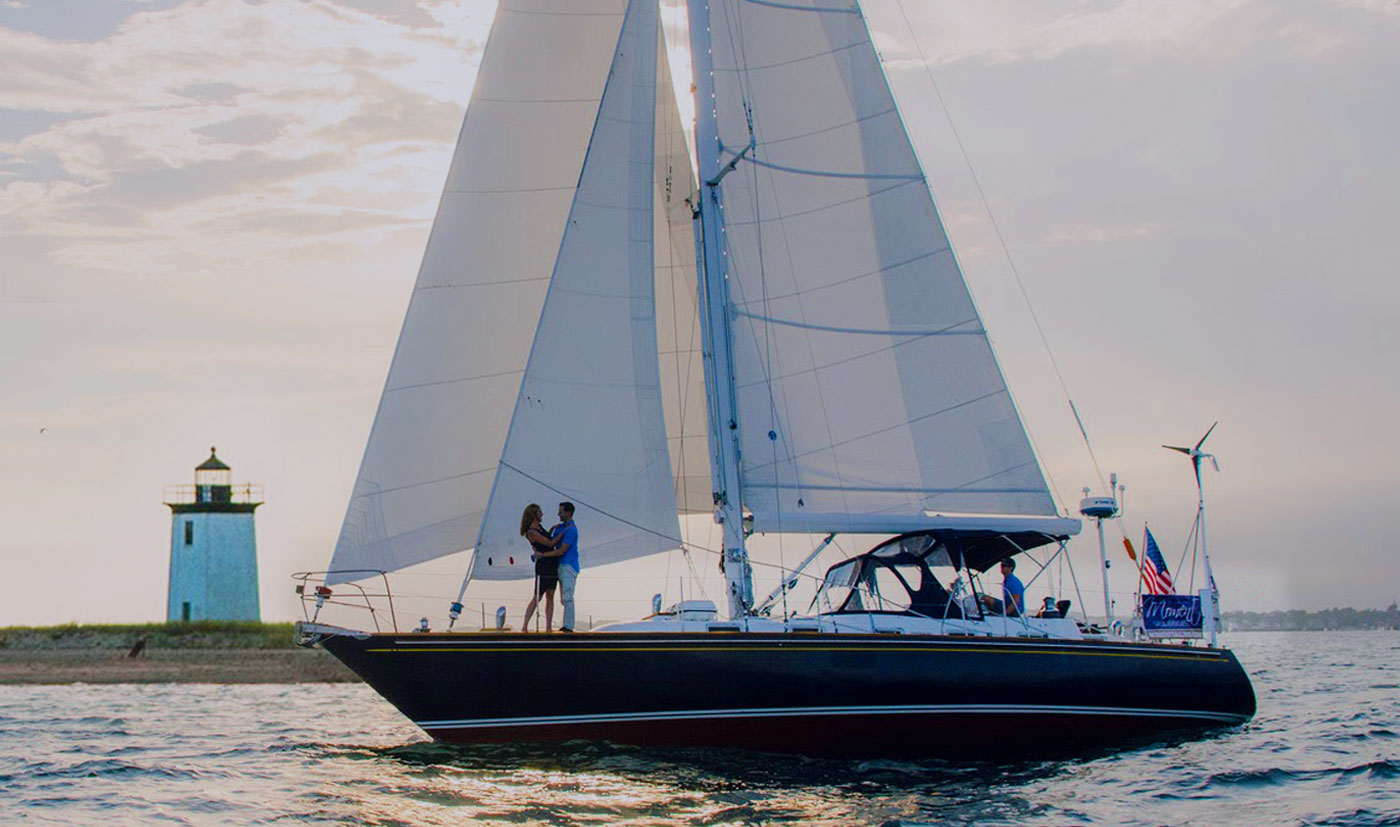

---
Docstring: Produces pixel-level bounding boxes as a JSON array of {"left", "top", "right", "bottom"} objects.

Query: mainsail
[
  {"left": 701, "top": 0, "right": 1061, "bottom": 534},
  {"left": 326, "top": 1, "right": 630, "bottom": 585},
  {"left": 471, "top": 0, "right": 684, "bottom": 580}
]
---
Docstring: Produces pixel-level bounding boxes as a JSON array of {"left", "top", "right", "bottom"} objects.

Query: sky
[{"left": 1, "top": 0, "right": 1396, "bottom": 627}]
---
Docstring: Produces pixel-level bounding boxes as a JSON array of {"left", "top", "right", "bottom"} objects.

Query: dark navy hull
[{"left": 315, "top": 630, "right": 1255, "bottom": 756}]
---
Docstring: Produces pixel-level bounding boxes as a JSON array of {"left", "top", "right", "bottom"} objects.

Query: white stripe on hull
[
  {"left": 417, "top": 703, "right": 1248, "bottom": 730},
  {"left": 384, "top": 636, "right": 1227, "bottom": 659}
]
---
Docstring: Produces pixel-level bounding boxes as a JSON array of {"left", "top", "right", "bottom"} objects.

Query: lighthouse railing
[
  {"left": 163, "top": 483, "right": 265, "bottom": 505},
  {"left": 292, "top": 570, "right": 399, "bottom": 633}
]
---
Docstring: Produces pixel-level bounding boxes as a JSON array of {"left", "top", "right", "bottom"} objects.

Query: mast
[
  {"left": 688, "top": 0, "right": 753, "bottom": 619},
  {"left": 1198, "top": 476, "right": 1219, "bottom": 646}
]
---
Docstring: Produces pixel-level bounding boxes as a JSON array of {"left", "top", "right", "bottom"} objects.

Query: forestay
[
  {"left": 325, "top": 1, "right": 628, "bottom": 585},
  {"left": 471, "top": 0, "right": 684, "bottom": 580},
  {"left": 703, "top": 0, "right": 1059, "bottom": 533}
]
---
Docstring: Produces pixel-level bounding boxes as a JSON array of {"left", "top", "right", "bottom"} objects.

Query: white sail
[
  {"left": 654, "top": 32, "right": 711, "bottom": 515},
  {"left": 326, "top": 0, "right": 628, "bottom": 585},
  {"left": 702, "top": 0, "right": 1060, "bottom": 533},
  {"left": 471, "top": 0, "right": 682, "bottom": 580}
]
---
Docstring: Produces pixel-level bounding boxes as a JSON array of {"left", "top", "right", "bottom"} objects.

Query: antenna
[{"left": 1079, "top": 476, "right": 1122, "bottom": 627}]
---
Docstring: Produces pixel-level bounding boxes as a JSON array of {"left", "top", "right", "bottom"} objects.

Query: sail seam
[
  {"left": 754, "top": 106, "right": 897, "bottom": 149},
  {"left": 727, "top": 245, "right": 946, "bottom": 301},
  {"left": 734, "top": 326, "right": 953, "bottom": 391},
  {"left": 730, "top": 309, "right": 983, "bottom": 338},
  {"left": 713, "top": 37, "right": 864, "bottom": 74},
  {"left": 721, "top": 178, "right": 920, "bottom": 227},
  {"left": 739, "top": 0, "right": 860, "bottom": 15},
  {"left": 746, "top": 388, "right": 1007, "bottom": 469},
  {"left": 733, "top": 151, "right": 924, "bottom": 181},
  {"left": 751, "top": 483, "right": 1047, "bottom": 495}
]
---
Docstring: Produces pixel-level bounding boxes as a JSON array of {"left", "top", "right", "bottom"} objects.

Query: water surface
[{"left": 2, "top": 631, "right": 1396, "bottom": 825}]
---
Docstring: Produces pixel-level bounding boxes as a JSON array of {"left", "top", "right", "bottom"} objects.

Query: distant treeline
[
  {"left": 1224, "top": 605, "right": 1400, "bottom": 631},
  {"left": 0, "top": 621, "right": 299, "bottom": 651}
]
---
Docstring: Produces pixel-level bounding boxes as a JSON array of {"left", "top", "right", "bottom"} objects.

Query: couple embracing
[{"left": 519, "top": 501, "right": 579, "bottom": 632}]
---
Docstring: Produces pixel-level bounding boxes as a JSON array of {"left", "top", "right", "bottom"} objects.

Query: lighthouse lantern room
[{"left": 164, "top": 447, "right": 263, "bottom": 622}]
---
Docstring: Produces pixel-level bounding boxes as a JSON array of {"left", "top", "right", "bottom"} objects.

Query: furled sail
[
  {"left": 702, "top": 0, "right": 1060, "bottom": 533},
  {"left": 471, "top": 0, "right": 683, "bottom": 580},
  {"left": 325, "top": 0, "right": 628, "bottom": 585}
]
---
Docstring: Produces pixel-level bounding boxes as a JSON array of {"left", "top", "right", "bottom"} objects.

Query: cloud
[
  {"left": 870, "top": 0, "right": 1264, "bottom": 67},
  {"left": 0, "top": 0, "right": 494, "bottom": 286},
  {"left": 1275, "top": 19, "right": 1349, "bottom": 57},
  {"left": 1335, "top": 0, "right": 1400, "bottom": 13},
  {"left": 194, "top": 114, "right": 286, "bottom": 144}
]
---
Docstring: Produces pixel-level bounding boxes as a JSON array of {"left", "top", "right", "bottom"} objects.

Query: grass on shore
[{"left": 0, "top": 622, "right": 299, "bottom": 651}]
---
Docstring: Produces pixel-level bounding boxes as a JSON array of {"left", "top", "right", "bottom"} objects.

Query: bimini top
[{"left": 863, "top": 529, "right": 1066, "bottom": 574}]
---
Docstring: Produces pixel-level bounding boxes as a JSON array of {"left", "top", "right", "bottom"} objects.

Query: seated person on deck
[{"left": 979, "top": 558, "right": 1025, "bottom": 617}]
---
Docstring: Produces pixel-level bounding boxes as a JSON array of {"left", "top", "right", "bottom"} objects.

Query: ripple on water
[{"left": 0, "top": 632, "right": 1398, "bottom": 826}]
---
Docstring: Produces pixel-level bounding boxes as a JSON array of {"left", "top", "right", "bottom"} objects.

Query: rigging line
[
  {"left": 352, "top": 466, "right": 495, "bottom": 498},
  {"left": 496, "top": 461, "right": 683, "bottom": 547},
  {"left": 662, "top": 179, "right": 691, "bottom": 519},
  {"left": 471, "top": 97, "right": 603, "bottom": 104},
  {"left": 501, "top": 8, "right": 623, "bottom": 17},
  {"left": 892, "top": 0, "right": 1105, "bottom": 496},
  {"left": 416, "top": 277, "right": 549, "bottom": 291},
  {"left": 386, "top": 367, "right": 524, "bottom": 394},
  {"left": 446, "top": 185, "right": 575, "bottom": 194}
]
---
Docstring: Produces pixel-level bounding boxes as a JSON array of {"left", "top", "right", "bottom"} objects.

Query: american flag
[{"left": 1142, "top": 527, "right": 1175, "bottom": 595}]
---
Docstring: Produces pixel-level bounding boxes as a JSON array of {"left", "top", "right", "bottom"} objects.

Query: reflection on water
[{"left": 2, "top": 632, "right": 1398, "bottom": 826}]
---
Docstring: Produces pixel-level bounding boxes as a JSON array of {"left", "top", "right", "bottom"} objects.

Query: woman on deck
[{"left": 519, "top": 503, "right": 561, "bottom": 632}]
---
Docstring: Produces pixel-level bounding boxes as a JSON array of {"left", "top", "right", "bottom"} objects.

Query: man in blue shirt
[
  {"left": 551, "top": 501, "right": 581, "bottom": 632},
  {"left": 981, "top": 558, "right": 1025, "bottom": 617}
]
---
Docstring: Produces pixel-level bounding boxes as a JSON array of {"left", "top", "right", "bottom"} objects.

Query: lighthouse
[{"left": 164, "top": 447, "right": 263, "bottom": 622}]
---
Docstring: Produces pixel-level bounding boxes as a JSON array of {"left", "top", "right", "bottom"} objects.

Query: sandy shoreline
[{"left": 0, "top": 649, "right": 358, "bottom": 684}]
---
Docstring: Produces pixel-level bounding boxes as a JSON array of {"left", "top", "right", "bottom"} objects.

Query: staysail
[
  {"left": 702, "top": 0, "right": 1062, "bottom": 533},
  {"left": 325, "top": 1, "right": 629, "bottom": 585},
  {"left": 470, "top": 0, "right": 684, "bottom": 580},
  {"left": 654, "top": 31, "right": 711, "bottom": 516}
]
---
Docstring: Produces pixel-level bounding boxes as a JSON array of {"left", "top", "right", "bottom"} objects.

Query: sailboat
[{"left": 296, "top": 0, "right": 1255, "bottom": 755}]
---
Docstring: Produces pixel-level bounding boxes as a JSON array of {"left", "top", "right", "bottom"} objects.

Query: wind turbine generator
[
  {"left": 1163, "top": 421, "right": 1220, "bottom": 495},
  {"left": 1163, "top": 423, "right": 1221, "bottom": 645}
]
